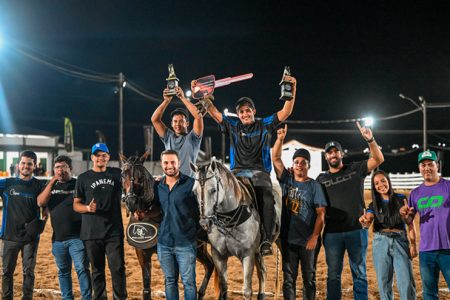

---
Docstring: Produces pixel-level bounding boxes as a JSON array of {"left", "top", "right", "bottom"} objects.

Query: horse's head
[
  {"left": 120, "top": 152, "right": 154, "bottom": 214},
  {"left": 190, "top": 158, "right": 225, "bottom": 232}
]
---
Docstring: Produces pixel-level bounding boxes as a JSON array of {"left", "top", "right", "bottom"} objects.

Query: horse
[
  {"left": 190, "top": 158, "right": 281, "bottom": 300},
  {"left": 119, "top": 152, "right": 215, "bottom": 300}
]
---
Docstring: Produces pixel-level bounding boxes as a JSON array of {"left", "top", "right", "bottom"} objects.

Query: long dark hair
[{"left": 370, "top": 170, "right": 403, "bottom": 226}]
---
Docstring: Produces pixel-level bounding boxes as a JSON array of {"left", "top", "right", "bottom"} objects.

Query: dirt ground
[{"left": 1, "top": 191, "right": 449, "bottom": 299}]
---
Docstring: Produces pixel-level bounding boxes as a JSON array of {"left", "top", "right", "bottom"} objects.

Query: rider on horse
[{"left": 201, "top": 75, "right": 297, "bottom": 256}]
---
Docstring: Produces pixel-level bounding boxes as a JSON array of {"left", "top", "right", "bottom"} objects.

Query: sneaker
[{"left": 260, "top": 241, "right": 273, "bottom": 256}]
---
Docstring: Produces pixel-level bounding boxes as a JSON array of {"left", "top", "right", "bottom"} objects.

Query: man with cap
[
  {"left": 272, "top": 124, "right": 327, "bottom": 300},
  {"left": 0, "top": 150, "right": 46, "bottom": 300},
  {"left": 316, "top": 122, "right": 384, "bottom": 300},
  {"left": 204, "top": 74, "right": 297, "bottom": 255},
  {"left": 73, "top": 143, "right": 127, "bottom": 300},
  {"left": 152, "top": 86, "right": 203, "bottom": 177},
  {"left": 400, "top": 150, "right": 450, "bottom": 300}
]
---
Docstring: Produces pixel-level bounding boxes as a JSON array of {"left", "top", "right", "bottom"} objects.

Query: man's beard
[{"left": 328, "top": 158, "right": 342, "bottom": 168}]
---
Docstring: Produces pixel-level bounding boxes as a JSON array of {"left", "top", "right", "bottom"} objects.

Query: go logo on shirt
[{"left": 417, "top": 195, "right": 444, "bottom": 210}]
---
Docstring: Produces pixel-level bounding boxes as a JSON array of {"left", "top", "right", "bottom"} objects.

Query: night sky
[{"left": 1, "top": 1, "right": 450, "bottom": 173}]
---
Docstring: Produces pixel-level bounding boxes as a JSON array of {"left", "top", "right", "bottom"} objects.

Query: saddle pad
[{"left": 126, "top": 220, "right": 158, "bottom": 249}]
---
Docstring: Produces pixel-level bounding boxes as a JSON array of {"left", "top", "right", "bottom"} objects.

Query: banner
[{"left": 64, "top": 117, "right": 74, "bottom": 153}]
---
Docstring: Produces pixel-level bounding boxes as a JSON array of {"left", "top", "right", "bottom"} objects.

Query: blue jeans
[
  {"left": 323, "top": 229, "right": 368, "bottom": 300},
  {"left": 419, "top": 249, "right": 450, "bottom": 300},
  {"left": 52, "top": 239, "right": 92, "bottom": 300},
  {"left": 157, "top": 243, "right": 197, "bottom": 300},
  {"left": 372, "top": 232, "right": 416, "bottom": 300}
]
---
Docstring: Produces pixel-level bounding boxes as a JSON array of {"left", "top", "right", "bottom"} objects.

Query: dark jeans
[
  {"left": 1, "top": 239, "right": 39, "bottom": 300},
  {"left": 323, "top": 229, "right": 368, "bottom": 300},
  {"left": 419, "top": 249, "right": 450, "bottom": 300},
  {"left": 281, "top": 239, "right": 321, "bottom": 300},
  {"left": 84, "top": 236, "right": 127, "bottom": 300},
  {"left": 233, "top": 169, "right": 275, "bottom": 242}
]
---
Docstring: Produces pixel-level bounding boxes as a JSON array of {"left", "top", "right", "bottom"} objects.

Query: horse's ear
[
  {"left": 119, "top": 153, "right": 127, "bottom": 163},
  {"left": 190, "top": 162, "right": 198, "bottom": 173},
  {"left": 210, "top": 159, "right": 217, "bottom": 172},
  {"left": 140, "top": 151, "right": 150, "bottom": 163}
]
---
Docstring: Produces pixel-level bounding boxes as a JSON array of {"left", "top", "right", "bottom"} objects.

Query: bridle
[
  {"left": 122, "top": 161, "right": 149, "bottom": 212},
  {"left": 195, "top": 165, "right": 251, "bottom": 237}
]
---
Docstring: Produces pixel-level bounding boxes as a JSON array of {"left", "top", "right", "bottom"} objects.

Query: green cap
[{"left": 418, "top": 150, "right": 438, "bottom": 163}]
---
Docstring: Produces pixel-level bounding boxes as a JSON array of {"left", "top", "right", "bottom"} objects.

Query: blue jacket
[{"left": 156, "top": 173, "right": 199, "bottom": 247}]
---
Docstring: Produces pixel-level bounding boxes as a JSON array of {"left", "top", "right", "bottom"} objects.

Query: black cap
[
  {"left": 235, "top": 97, "right": 255, "bottom": 111},
  {"left": 170, "top": 108, "right": 189, "bottom": 120},
  {"left": 292, "top": 148, "right": 311, "bottom": 162},
  {"left": 324, "top": 141, "right": 343, "bottom": 153}
]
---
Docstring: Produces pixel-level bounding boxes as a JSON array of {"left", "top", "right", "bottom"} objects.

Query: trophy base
[
  {"left": 166, "top": 89, "right": 177, "bottom": 96},
  {"left": 280, "top": 94, "right": 293, "bottom": 101}
]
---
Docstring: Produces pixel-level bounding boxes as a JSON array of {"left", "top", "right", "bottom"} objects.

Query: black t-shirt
[
  {"left": 0, "top": 177, "right": 45, "bottom": 242},
  {"left": 221, "top": 114, "right": 280, "bottom": 173},
  {"left": 317, "top": 160, "right": 368, "bottom": 233},
  {"left": 74, "top": 167, "right": 124, "bottom": 240},
  {"left": 47, "top": 178, "right": 82, "bottom": 242},
  {"left": 367, "top": 193, "right": 406, "bottom": 232}
]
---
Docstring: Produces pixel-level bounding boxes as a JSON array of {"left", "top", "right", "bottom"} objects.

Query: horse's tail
[{"left": 213, "top": 269, "right": 220, "bottom": 299}]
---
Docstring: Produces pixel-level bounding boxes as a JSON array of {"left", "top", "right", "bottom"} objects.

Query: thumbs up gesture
[{"left": 87, "top": 199, "right": 97, "bottom": 213}]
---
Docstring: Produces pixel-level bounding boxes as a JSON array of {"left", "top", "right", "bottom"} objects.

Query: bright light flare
[
  {"left": 185, "top": 90, "right": 192, "bottom": 97},
  {"left": 362, "top": 116, "right": 374, "bottom": 128}
]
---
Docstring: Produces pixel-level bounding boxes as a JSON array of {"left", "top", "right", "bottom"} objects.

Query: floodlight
[{"left": 185, "top": 90, "right": 192, "bottom": 97}]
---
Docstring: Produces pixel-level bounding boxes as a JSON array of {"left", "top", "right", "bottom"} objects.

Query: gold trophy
[
  {"left": 279, "top": 66, "right": 294, "bottom": 101},
  {"left": 166, "top": 64, "right": 179, "bottom": 96}
]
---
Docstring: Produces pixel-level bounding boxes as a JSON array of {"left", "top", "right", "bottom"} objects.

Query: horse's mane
[{"left": 213, "top": 161, "right": 244, "bottom": 202}]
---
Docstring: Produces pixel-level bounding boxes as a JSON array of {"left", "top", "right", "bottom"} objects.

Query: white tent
[{"left": 270, "top": 139, "right": 323, "bottom": 180}]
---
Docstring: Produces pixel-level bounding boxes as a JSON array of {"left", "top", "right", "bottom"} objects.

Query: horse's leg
[
  {"left": 255, "top": 252, "right": 267, "bottom": 300},
  {"left": 196, "top": 242, "right": 215, "bottom": 300},
  {"left": 136, "top": 248, "right": 153, "bottom": 300},
  {"left": 212, "top": 248, "right": 228, "bottom": 300},
  {"left": 242, "top": 255, "right": 256, "bottom": 300}
]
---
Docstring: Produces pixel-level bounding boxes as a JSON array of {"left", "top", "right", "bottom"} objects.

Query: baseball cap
[
  {"left": 324, "top": 141, "right": 343, "bottom": 153},
  {"left": 418, "top": 150, "right": 438, "bottom": 163},
  {"left": 91, "top": 143, "right": 110, "bottom": 154},
  {"left": 170, "top": 108, "right": 189, "bottom": 120},
  {"left": 292, "top": 148, "right": 311, "bottom": 162},
  {"left": 235, "top": 97, "right": 255, "bottom": 111}
]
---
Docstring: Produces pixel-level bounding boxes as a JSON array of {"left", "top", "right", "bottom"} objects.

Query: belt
[{"left": 377, "top": 231, "right": 405, "bottom": 238}]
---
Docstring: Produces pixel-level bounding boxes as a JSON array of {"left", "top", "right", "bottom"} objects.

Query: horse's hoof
[
  {"left": 219, "top": 291, "right": 227, "bottom": 300},
  {"left": 257, "top": 293, "right": 266, "bottom": 300},
  {"left": 143, "top": 289, "right": 151, "bottom": 300}
]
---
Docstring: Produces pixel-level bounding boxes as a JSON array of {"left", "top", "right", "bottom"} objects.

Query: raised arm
[
  {"left": 175, "top": 87, "right": 203, "bottom": 136},
  {"left": 37, "top": 176, "right": 58, "bottom": 207},
  {"left": 356, "top": 121, "right": 384, "bottom": 172},
  {"left": 276, "top": 75, "right": 297, "bottom": 122},
  {"left": 206, "top": 100, "right": 223, "bottom": 124},
  {"left": 151, "top": 88, "right": 173, "bottom": 138},
  {"left": 272, "top": 124, "right": 287, "bottom": 178}
]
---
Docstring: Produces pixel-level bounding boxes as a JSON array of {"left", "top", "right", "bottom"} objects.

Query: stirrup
[{"left": 259, "top": 241, "right": 273, "bottom": 256}]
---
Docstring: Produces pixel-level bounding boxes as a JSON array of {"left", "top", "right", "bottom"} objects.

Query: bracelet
[{"left": 366, "top": 137, "right": 375, "bottom": 143}]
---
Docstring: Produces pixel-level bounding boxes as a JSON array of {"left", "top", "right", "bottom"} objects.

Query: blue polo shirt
[{"left": 156, "top": 173, "right": 199, "bottom": 247}]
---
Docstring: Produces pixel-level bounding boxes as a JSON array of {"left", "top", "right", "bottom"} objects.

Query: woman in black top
[{"left": 359, "top": 170, "right": 417, "bottom": 300}]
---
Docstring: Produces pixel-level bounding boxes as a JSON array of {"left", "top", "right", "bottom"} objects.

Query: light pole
[
  {"left": 419, "top": 96, "right": 427, "bottom": 150},
  {"left": 118, "top": 72, "right": 124, "bottom": 160}
]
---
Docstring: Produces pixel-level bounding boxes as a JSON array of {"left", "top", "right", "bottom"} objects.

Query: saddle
[{"left": 235, "top": 176, "right": 257, "bottom": 205}]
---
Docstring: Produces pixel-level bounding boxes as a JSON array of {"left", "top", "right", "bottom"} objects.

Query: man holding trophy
[
  {"left": 200, "top": 68, "right": 297, "bottom": 255},
  {"left": 152, "top": 64, "right": 204, "bottom": 178}
]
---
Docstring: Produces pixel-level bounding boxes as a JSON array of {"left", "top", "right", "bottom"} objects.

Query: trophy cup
[
  {"left": 279, "top": 66, "right": 294, "bottom": 101},
  {"left": 166, "top": 64, "right": 179, "bottom": 96}
]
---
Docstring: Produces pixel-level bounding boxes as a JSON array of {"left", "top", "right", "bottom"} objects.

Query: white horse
[{"left": 191, "top": 159, "right": 281, "bottom": 300}]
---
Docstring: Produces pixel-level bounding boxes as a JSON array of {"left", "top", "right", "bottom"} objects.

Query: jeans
[
  {"left": 84, "top": 237, "right": 127, "bottom": 300},
  {"left": 419, "top": 249, "right": 450, "bottom": 300},
  {"left": 1, "top": 239, "right": 39, "bottom": 300},
  {"left": 372, "top": 232, "right": 416, "bottom": 300},
  {"left": 280, "top": 239, "right": 321, "bottom": 300},
  {"left": 157, "top": 243, "right": 197, "bottom": 300},
  {"left": 52, "top": 239, "right": 92, "bottom": 300},
  {"left": 323, "top": 229, "right": 368, "bottom": 300}
]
